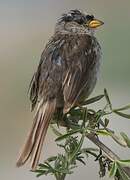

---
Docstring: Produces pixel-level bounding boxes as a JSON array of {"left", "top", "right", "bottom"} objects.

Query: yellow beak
[{"left": 88, "top": 19, "right": 104, "bottom": 28}]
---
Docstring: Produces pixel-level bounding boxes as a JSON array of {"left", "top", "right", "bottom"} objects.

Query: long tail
[{"left": 16, "top": 99, "right": 56, "bottom": 171}]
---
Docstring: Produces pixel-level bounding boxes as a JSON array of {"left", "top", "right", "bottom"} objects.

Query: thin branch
[
  {"left": 86, "top": 133, "right": 120, "bottom": 161},
  {"left": 86, "top": 133, "right": 130, "bottom": 179}
]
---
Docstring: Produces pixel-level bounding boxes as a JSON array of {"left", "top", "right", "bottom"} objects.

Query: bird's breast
[{"left": 78, "top": 37, "right": 102, "bottom": 102}]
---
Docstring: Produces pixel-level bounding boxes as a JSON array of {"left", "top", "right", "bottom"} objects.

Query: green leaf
[
  {"left": 109, "top": 132, "right": 127, "bottom": 147},
  {"left": 46, "top": 156, "right": 57, "bottom": 162},
  {"left": 38, "top": 163, "right": 50, "bottom": 169},
  {"left": 116, "top": 163, "right": 130, "bottom": 180},
  {"left": 113, "top": 104, "right": 130, "bottom": 112},
  {"left": 88, "top": 109, "right": 96, "bottom": 114},
  {"left": 54, "top": 168, "right": 72, "bottom": 174},
  {"left": 104, "top": 118, "right": 109, "bottom": 127},
  {"left": 55, "top": 129, "right": 81, "bottom": 142},
  {"left": 35, "top": 169, "right": 45, "bottom": 173},
  {"left": 82, "top": 94, "right": 104, "bottom": 105},
  {"left": 50, "top": 125, "right": 63, "bottom": 137},
  {"left": 96, "top": 129, "right": 110, "bottom": 136},
  {"left": 109, "top": 161, "right": 117, "bottom": 177},
  {"left": 35, "top": 169, "right": 49, "bottom": 177},
  {"left": 118, "top": 159, "right": 130, "bottom": 167},
  {"left": 81, "top": 148, "right": 98, "bottom": 158},
  {"left": 36, "top": 171, "right": 47, "bottom": 177},
  {"left": 69, "top": 133, "right": 85, "bottom": 162},
  {"left": 120, "top": 132, "right": 130, "bottom": 148},
  {"left": 76, "top": 157, "right": 86, "bottom": 165},
  {"left": 82, "top": 108, "right": 88, "bottom": 127},
  {"left": 104, "top": 89, "right": 112, "bottom": 110},
  {"left": 69, "top": 108, "right": 82, "bottom": 117},
  {"left": 44, "top": 162, "right": 54, "bottom": 172},
  {"left": 81, "top": 147, "right": 99, "bottom": 152},
  {"left": 114, "top": 110, "right": 130, "bottom": 119}
]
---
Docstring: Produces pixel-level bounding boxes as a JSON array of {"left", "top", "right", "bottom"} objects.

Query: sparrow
[{"left": 16, "top": 9, "right": 104, "bottom": 170}]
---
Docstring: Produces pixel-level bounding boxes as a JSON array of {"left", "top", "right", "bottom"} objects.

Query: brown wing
[
  {"left": 28, "top": 35, "right": 66, "bottom": 111},
  {"left": 62, "top": 34, "right": 100, "bottom": 113}
]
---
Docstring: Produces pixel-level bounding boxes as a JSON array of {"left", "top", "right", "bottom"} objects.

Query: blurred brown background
[{"left": 0, "top": 0, "right": 130, "bottom": 179}]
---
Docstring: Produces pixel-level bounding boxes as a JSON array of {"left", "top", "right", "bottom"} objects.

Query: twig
[
  {"left": 86, "top": 133, "right": 130, "bottom": 179},
  {"left": 86, "top": 133, "right": 120, "bottom": 161}
]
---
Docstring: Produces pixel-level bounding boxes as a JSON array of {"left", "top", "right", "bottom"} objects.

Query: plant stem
[
  {"left": 61, "top": 174, "right": 66, "bottom": 180},
  {"left": 86, "top": 133, "right": 130, "bottom": 179},
  {"left": 86, "top": 133, "right": 119, "bottom": 161},
  {"left": 55, "top": 174, "right": 66, "bottom": 180},
  {"left": 66, "top": 120, "right": 120, "bottom": 161}
]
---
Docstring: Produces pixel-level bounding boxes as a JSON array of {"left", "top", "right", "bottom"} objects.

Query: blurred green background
[{"left": 0, "top": 0, "right": 130, "bottom": 179}]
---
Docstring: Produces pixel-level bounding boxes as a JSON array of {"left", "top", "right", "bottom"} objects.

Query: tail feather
[
  {"left": 16, "top": 99, "right": 56, "bottom": 170},
  {"left": 30, "top": 100, "right": 56, "bottom": 170}
]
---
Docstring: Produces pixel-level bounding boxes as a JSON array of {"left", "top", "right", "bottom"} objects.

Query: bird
[{"left": 16, "top": 9, "right": 104, "bottom": 171}]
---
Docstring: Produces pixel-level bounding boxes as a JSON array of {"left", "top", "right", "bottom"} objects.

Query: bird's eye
[
  {"left": 86, "top": 15, "right": 94, "bottom": 20},
  {"left": 65, "top": 15, "right": 73, "bottom": 21}
]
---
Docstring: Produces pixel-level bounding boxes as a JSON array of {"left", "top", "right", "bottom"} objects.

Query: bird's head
[{"left": 55, "top": 9, "right": 104, "bottom": 35}]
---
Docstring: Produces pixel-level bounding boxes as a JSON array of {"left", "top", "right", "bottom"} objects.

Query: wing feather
[{"left": 62, "top": 35, "right": 100, "bottom": 113}]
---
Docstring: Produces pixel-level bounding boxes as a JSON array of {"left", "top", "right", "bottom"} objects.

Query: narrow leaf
[
  {"left": 82, "top": 94, "right": 104, "bottom": 105},
  {"left": 50, "top": 125, "right": 62, "bottom": 136},
  {"left": 109, "top": 132, "right": 127, "bottom": 147},
  {"left": 114, "top": 111, "right": 130, "bottom": 119},
  {"left": 109, "top": 161, "right": 117, "bottom": 177},
  {"left": 104, "top": 89, "right": 112, "bottom": 110},
  {"left": 46, "top": 156, "right": 57, "bottom": 162},
  {"left": 55, "top": 129, "right": 81, "bottom": 142},
  {"left": 113, "top": 104, "right": 130, "bottom": 112},
  {"left": 117, "top": 163, "right": 130, "bottom": 180},
  {"left": 118, "top": 159, "right": 130, "bottom": 167},
  {"left": 36, "top": 171, "right": 47, "bottom": 177},
  {"left": 69, "top": 108, "right": 82, "bottom": 117},
  {"left": 104, "top": 118, "right": 109, "bottom": 127},
  {"left": 54, "top": 168, "right": 72, "bottom": 174},
  {"left": 44, "top": 162, "right": 54, "bottom": 172},
  {"left": 96, "top": 129, "right": 110, "bottom": 136},
  {"left": 81, "top": 148, "right": 99, "bottom": 152},
  {"left": 81, "top": 149, "right": 98, "bottom": 158},
  {"left": 120, "top": 132, "right": 130, "bottom": 148},
  {"left": 76, "top": 157, "right": 86, "bottom": 165},
  {"left": 69, "top": 133, "right": 85, "bottom": 162},
  {"left": 35, "top": 169, "right": 48, "bottom": 177},
  {"left": 82, "top": 108, "right": 88, "bottom": 127},
  {"left": 35, "top": 169, "right": 45, "bottom": 173},
  {"left": 38, "top": 163, "right": 49, "bottom": 169}
]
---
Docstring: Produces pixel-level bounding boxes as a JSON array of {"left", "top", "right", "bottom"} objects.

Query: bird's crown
[{"left": 59, "top": 9, "right": 94, "bottom": 25}]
